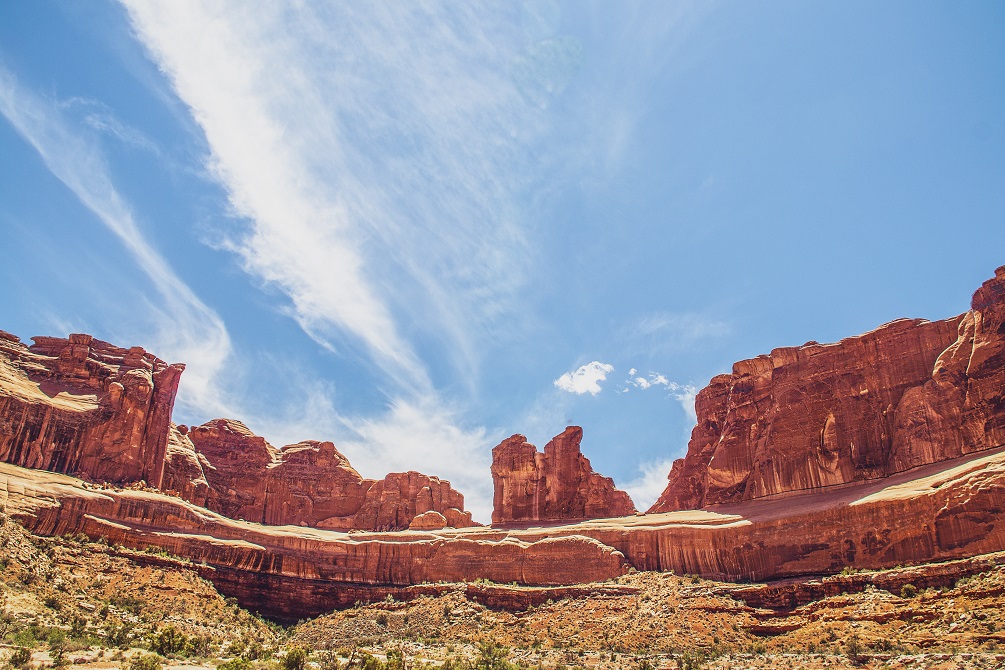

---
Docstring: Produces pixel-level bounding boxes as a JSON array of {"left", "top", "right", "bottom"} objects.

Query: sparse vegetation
[
  {"left": 281, "top": 645, "right": 308, "bottom": 670},
  {"left": 129, "top": 653, "right": 164, "bottom": 670},
  {"left": 3, "top": 511, "right": 1005, "bottom": 670},
  {"left": 8, "top": 646, "right": 31, "bottom": 668}
]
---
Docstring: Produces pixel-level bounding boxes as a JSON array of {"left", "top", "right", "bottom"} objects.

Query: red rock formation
[
  {"left": 0, "top": 333, "right": 475, "bottom": 532},
  {"left": 0, "top": 332, "right": 183, "bottom": 487},
  {"left": 650, "top": 266, "right": 1005, "bottom": 513},
  {"left": 491, "top": 426, "right": 636, "bottom": 525},
  {"left": 160, "top": 417, "right": 475, "bottom": 531},
  {"left": 4, "top": 441, "right": 1004, "bottom": 619}
]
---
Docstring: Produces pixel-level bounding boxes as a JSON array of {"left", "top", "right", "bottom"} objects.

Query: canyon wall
[
  {"left": 4, "top": 441, "right": 1004, "bottom": 619},
  {"left": 491, "top": 426, "right": 636, "bottom": 525},
  {"left": 0, "top": 332, "right": 182, "bottom": 488},
  {"left": 650, "top": 266, "right": 1005, "bottom": 513},
  {"left": 0, "top": 334, "right": 474, "bottom": 531},
  {"left": 161, "top": 418, "right": 474, "bottom": 531}
]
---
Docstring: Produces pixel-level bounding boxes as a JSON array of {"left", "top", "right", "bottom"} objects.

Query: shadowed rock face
[
  {"left": 650, "top": 265, "right": 1005, "bottom": 513},
  {"left": 0, "top": 332, "right": 183, "bottom": 487},
  {"left": 491, "top": 426, "right": 637, "bottom": 525}
]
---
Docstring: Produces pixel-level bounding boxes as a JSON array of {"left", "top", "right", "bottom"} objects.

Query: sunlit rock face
[
  {"left": 0, "top": 332, "right": 183, "bottom": 487},
  {"left": 491, "top": 426, "right": 637, "bottom": 525},
  {"left": 650, "top": 265, "right": 1005, "bottom": 513},
  {"left": 160, "top": 418, "right": 478, "bottom": 531},
  {"left": 0, "top": 332, "right": 475, "bottom": 532}
]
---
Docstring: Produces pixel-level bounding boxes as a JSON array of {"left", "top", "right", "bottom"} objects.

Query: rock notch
[{"left": 491, "top": 426, "right": 637, "bottom": 525}]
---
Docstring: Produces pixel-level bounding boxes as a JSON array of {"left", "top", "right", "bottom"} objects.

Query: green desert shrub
[
  {"left": 218, "top": 658, "right": 252, "bottom": 670},
  {"left": 9, "top": 646, "right": 32, "bottom": 668},
  {"left": 148, "top": 625, "right": 189, "bottom": 656},
  {"left": 129, "top": 653, "right": 164, "bottom": 670},
  {"left": 281, "top": 646, "right": 308, "bottom": 670}
]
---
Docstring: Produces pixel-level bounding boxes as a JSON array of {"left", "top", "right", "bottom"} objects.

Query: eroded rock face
[
  {"left": 491, "top": 426, "right": 636, "bottom": 525},
  {"left": 0, "top": 332, "right": 183, "bottom": 487},
  {"left": 0, "top": 333, "right": 475, "bottom": 532},
  {"left": 4, "top": 442, "right": 1004, "bottom": 619},
  {"left": 160, "top": 418, "right": 475, "bottom": 531},
  {"left": 650, "top": 266, "right": 1005, "bottom": 513}
]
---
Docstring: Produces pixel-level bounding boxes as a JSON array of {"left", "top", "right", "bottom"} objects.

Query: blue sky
[{"left": 1, "top": 1, "right": 1003, "bottom": 521}]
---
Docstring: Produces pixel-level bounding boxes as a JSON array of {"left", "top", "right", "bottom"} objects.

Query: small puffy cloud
[{"left": 554, "top": 361, "right": 615, "bottom": 396}]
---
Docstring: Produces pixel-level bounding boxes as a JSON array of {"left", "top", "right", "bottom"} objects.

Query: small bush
[
  {"left": 105, "top": 623, "right": 133, "bottom": 647},
  {"left": 149, "top": 625, "right": 189, "bottom": 657},
  {"left": 185, "top": 634, "right": 213, "bottom": 657},
  {"left": 281, "top": 646, "right": 308, "bottom": 670},
  {"left": 218, "top": 658, "right": 252, "bottom": 670},
  {"left": 845, "top": 634, "right": 867, "bottom": 665},
  {"left": 9, "top": 647, "right": 32, "bottom": 668},
  {"left": 242, "top": 641, "right": 266, "bottom": 661},
  {"left": 129, "top": 654, "right": 164, "bottom": 670},
  {"left": 677, "top": 651, "right": 705, "bottom": 670},
  {"left": 375, "top": 613, "right": 388, "bottom": 626},
  {"left": 900, "top": 583, "right": 918, "bottom": 599},
  {"left": 385, "top": 648, "right": 405, "bottom": 670},
  {"left": 474, "top": 641, "right": 511, "bottom": 670}
]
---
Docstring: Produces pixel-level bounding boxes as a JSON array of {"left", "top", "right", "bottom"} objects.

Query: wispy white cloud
[
  {"left": 121, "top": 1, "right": 553, "bottom": 394},
  {"left": 554, "top": 361, "right": 615, "bottom": 396},
  {"left": 618, "top": 368, "right": 698, "bottom": 421},
  {"left": 119, "top": 0, "right": 600, "bottom": 510},
  {"left": 622, "top": 457, "right": 674, "bottom": 512},
  {"left": 337, "top": 398, "right": 497, "bottom": 523},
  {"left": 623, "top": 368, "right": 671, "bottom": 390},
  {"left": 622, "top": 311, "right": 732, "bottom": 356},
  {"left": 57, "top": 96, "right": 162, "bottom": 155},
  {"left": 673, "top": 384, "right": 699, "bottom": 422},
  {"left": 0, "top": 63, "right": 233, "bottom": 417}
]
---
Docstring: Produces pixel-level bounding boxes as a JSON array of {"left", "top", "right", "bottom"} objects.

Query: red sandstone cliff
[
  {"left": 4, "top": 440, "right": 1004, "bottom": 619},
  {"left": 650, "top": 265, "right": 1005, "bottom": 512},
  {"left": 0, "top": 332, "right": 183, "bottom": 487},
  {"left": 491, "top": 426, "right": 636, "bottom": 525},
  {"left": 0, "top": 334, "right": 475, "bottom": 531},
  {"left": 161, "top": 418, "right": 475, "bottom": 531}
]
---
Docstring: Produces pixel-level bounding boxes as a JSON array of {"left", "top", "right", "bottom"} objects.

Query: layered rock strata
[
  {"left": 0, "top": 334, "right": 474, "bottom": 531},
  {"left": 3, "top": 442, "right": 1004, "bottom": 619},
  {"left": 651, "top": 266, "right": 1005, "bottom": 512},
  {"left": 491, "top": 426, "right": 636, "bottom": 525},
  {"left": 161, "top": 418, "right": 474, "bottom": 531},
  {"left": 0, "top": 332, "right": 183, "bottom": 488}
]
